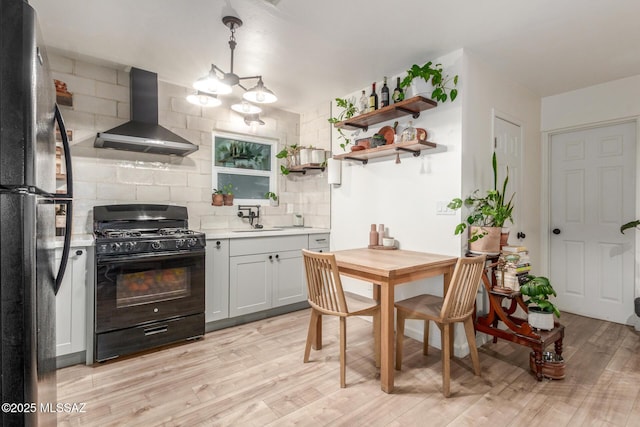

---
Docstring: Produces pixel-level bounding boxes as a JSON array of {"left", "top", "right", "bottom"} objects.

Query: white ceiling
[{"left": 30, "top": 0, "right": 640, "bottom": 114}]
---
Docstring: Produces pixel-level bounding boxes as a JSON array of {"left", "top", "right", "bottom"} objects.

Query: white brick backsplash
[
  {"left": 187, "top": 173, "right": 211, "bottom": 189},
  {"left": 51, "top": 72, "right": 95, "bottom": 96},
  {"left": 169, "top": 186, "right": 201, "bottom": 202},
  {"left": 153, "top": 170, "right": 187, "bottom": 186},
  {"left": 136, "top": 185, "right": 170, "bottom": 202},
  {"left": 186, "top": 116, "right": 215, "bottom": 133},
  {"left": 74, "top": 94, "right": 117, "bottom": 116},
  {"left": 50, "top": 54, "right": 330, "bottom": 234},
  {"left": 75, "top": 61, "right": 117, "bottom": 84},
  {"left": 97, "top": 183, "right": 136, "bottom": 200},
  {"left": 159, "top": 110, "right": 187, "bottom": 129},
  {"left": 117, "top": 167, "right": 154, "bottom": 185},
  {"left": 49, "top": 54, "right": 73, "bottom": 74},
  {"left": 96, "top": 81, "right": 129, "bottom": 103}
]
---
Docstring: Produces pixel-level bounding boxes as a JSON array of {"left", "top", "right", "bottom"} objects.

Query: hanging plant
[
  {"left": 328, "top": 97, "right": 358, "bottom": 150},
  {"left": 400, "top": 61, "right": 459, "bottom": 103}
]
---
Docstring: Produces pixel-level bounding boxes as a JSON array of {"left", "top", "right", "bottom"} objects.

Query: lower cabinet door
[
  {"left": 229, "top": 253, "right": 271, "bottom": 317},
  {"left": 272, "top": 250, "right": 306, "bottom": 307},
  {"left": 55, "top": 248, "right": 87, "bottom": 357},
  {"left": 205, "top": 239, "right": 230, "bottom": 322}
]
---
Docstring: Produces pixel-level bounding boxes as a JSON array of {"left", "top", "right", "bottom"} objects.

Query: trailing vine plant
[
  {"left": 327, "top": 97, "right": 358, "bottom": 150},
  {"left": 400, "top": 61, "right": 459, "bottom": 103}
]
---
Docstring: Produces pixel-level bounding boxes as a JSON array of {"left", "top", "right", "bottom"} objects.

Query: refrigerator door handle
[
  {"left": 53, "top": 104, "right": 73, "bottom": 294},
  {"left": 54, "top": 199, "right": 72, "bottom": 295},
  {"left": 54, "top": 104, "right": 73, "bottom": 199}
]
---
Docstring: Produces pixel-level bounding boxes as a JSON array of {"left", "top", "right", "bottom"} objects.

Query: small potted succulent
[
  {"left": 211, "top": 188, "right": 224, "bottom": 206},
  {"left": 222, "top": 183, "right": 234, "bottom": 206},
  {"left": 519, "top": 275, "right": 560, "bottom": 330}
]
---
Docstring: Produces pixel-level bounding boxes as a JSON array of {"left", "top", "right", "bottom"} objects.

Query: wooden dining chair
[
  {"left": 302, "top": 249, "right": 380, "bottom": 388},
  {"left": 394, "top": 255, "right": 486, "bottom": 397}
]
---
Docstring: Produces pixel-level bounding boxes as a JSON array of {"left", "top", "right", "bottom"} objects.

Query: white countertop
[
  {"left": 55, "top": 234, "right": 94, "bottom": 248},
  {"left": 201, "top": 227, "right": 330, "bottom": 239}
]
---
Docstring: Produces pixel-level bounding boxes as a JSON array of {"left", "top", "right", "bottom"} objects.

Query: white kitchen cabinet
[
  {"left": 229, "top": 235, "right": 307, "bottom": 317},
  {"left": 55, "top": 246, "right": 88, "bottom": 357},
  {"left": 308, "top": 233, "right": 330, "bottom": 253},
  {"left": 205, "top": 239, "right": 230, "bottom": 322}
]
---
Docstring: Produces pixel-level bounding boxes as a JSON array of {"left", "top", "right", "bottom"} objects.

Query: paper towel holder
[{"left": 327, "top": 157, "right": 341, "bottom": 185}]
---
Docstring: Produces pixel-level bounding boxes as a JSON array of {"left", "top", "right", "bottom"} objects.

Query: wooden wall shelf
[
  {"left": 332, "top": 140, "right": 436, "bottom": 164},
  {"left": 288, "top": 164, "right": 326, "bottom": 174},
  {"left": 333, "top": 95, "right": 437, "bottom": 132}
]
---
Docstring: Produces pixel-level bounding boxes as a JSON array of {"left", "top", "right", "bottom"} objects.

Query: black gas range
[{"left": 92, "top": 204, "right": 205, "bottom": 362}]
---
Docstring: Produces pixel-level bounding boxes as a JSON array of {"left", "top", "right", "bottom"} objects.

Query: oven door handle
[{"left": 96, "top": 249, "right": 205, "bottom": 264}]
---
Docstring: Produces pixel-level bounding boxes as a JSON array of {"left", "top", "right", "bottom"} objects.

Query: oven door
[{"left": 95, "top": 249, "right": 205, "bottom": 333}]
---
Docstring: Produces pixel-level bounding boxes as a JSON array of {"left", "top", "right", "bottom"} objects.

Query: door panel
[
  {"left": 494, "top": 116, "right": 522, "bottom": 239},
  {"left": 550, "top": 121, "right": 636, "bottom": 324}
]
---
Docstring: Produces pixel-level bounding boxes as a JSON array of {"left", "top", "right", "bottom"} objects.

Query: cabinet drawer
[
  {"left": 230, "top": 235, "right": 307, "bottom": 256},
  {"left": 308, "top": 234, "right": 330, "bottom": 250}
]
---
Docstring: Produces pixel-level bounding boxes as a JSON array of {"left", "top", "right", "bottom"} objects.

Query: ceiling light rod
[{"left": 192, "top": 15, "right": 277, "bottom": 104}]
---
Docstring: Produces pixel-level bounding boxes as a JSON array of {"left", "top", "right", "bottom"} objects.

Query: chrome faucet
[{"left": 237, "top": 205, "right": 262, "bottom": 228}]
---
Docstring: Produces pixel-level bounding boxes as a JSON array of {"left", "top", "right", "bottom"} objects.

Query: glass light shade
[
  {"left": 231, "top": 101, "right": 262, "bottom": 114},
  {"left": 243, "top": 79, "right": 277, "bottom": 104},
  {"left": 244, "top": 113, "right": 265, "bottom": 126},
  {"left": 187, "top": 92, "right": 222, "bottom": 107},
  {"left": 193, "top": 69, "right": 232, "bottom": 95}
]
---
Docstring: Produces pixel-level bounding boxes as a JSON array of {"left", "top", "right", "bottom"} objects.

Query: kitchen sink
[{"left": 232, "top": 228, "right": 283, "bottom": 232}]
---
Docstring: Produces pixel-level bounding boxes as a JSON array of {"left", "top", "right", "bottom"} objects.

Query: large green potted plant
[
  {"left": 400, "top": 61, "right": 459, "bottom": 103},
  {"left": 448, "top": 152, "right": 514, "bottom": 254},
  {"left": 519, "top": 275, "right": 560, "bottom": 330}
]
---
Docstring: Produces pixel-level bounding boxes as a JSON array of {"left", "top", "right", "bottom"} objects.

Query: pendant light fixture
[
  {"left": 186, "top": 91, "right": 221, "bottom": 107},
  {"left": 188, "top": 15, "right": 277, "bottom": 111}
]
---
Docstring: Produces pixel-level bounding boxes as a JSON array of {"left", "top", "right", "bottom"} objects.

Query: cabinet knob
[
  {"left": 216, "top": 241, "right": 221, "bottom": 247},
  {"left": 75, "top": 250, "right": 83, "bottom": 256},
  {"left": 268, "top": 255, "right": 273, "bottom": 260},
  {"left": 275, "top": 254, "right": 279, "bottom": 259}
]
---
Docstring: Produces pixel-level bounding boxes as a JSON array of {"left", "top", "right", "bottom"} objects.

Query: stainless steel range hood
[{"left": 95, "top": 68, "right": 198, "bottom": 156}]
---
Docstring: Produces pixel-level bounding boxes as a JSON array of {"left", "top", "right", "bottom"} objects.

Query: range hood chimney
[{"left": 95, "top": 68, "right": 198, "bottom": 156}]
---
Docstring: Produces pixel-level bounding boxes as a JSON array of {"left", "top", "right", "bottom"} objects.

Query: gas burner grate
[
  {"left": 100, "top": 229, "right": 143, "bottom": 238},
  {"left": 158, "top": 228, "right": 193, "bottom": 236}
]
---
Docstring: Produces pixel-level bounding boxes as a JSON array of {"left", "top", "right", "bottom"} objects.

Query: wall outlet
[{"left": 436, "top": 201, "right": 455, "bottom": 215}]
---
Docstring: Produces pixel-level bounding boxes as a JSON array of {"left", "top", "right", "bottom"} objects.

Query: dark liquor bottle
[
  {"left": 392, "top": 77, "right": 404, "bottom": 103},
  {"left": 369, "top": 82, "right": 378, "bottom": 112},
  {"left": 381, "top": 76, "right": 389, "bottom": 107}
]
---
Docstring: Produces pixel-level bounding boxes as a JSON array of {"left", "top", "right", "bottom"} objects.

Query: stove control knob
[
  {"left": 110, "top": 242, "right": 121, "bottom": 252},
  {"left": 151, "top": 241, "right": 162, "bottom": 250},
  {"left": 187, "top": 238, "right": 197, "bottom": 247},
  {"left": 176, "top": 239, "right": 185, "bottom": 248},
  {"left": 124, "top": 242, "right": 136, "bottom": 252}
]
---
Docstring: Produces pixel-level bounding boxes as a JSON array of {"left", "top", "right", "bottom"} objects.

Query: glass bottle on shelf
[
  {"left": 359, "top": 90, "right": 368, "bottom": 115},
  {"left": 368, "top": 82, "right": 378, "bottom": 112},
  {"left": 381, "top": 76, "right": 389, "bottom": 107},
  {"left": 401, "top": 120, "right": 417, "bottom": 142},
  {"left": 393, "top": 77, "right": 404, "bottom": 103}
]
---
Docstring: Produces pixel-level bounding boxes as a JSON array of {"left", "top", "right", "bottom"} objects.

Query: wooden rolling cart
[{"left": 474, "top": 258, "right": 565, "bottom": 380}]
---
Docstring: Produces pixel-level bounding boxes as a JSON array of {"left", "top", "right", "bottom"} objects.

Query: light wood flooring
[{"left": 57, "top": 310, "right": 640, "bottom": 426}]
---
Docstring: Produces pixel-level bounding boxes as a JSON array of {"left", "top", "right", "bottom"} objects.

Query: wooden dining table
[{"left": 315, "top": 248, "right": 458, "bottom": 393}]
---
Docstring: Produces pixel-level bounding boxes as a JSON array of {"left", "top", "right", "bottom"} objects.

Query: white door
[
  {"left": 494, "top": 115, "right": 523, "bottom": 241},
  {"left": 550, "top": 122, "right": 636, "bottom": 324}
]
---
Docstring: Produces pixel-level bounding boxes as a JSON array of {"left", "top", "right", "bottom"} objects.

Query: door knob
[
  {"left": 516, "top": 231, "right": 526, "bottom": 239},
  {"left": 552, "top": 228, "right": 561, "bottom": 235}
]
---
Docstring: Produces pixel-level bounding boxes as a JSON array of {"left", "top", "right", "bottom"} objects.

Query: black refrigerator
[{"left": 0, "top": 0, "right": 74, "bottom": 425}]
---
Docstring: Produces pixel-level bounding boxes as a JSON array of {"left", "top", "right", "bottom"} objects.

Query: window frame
[{"left": 211, "top": 131, "right": 278, "bottom": 206}]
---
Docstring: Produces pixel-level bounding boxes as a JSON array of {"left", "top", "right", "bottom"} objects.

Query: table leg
[
  {"left": 313, "top": 314, "right": 322, "bottom": 350},
  {"left": 380, "top": 283, "right": 394, "bottom": 393}
]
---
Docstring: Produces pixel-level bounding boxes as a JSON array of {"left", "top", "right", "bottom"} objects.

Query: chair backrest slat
[
  {"left": 302, "top": 249, "right": 348, "bottom": 315},
  {"left": 441, "top": 255, "right": 486, "bottom": 322}
]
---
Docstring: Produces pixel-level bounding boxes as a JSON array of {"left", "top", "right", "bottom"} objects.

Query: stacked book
[{"left": 496, "top": 245, "right": 531, "bottom": 290}]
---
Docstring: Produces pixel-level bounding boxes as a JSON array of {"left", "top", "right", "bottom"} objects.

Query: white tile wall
[{"left": 51, "top": 53, "right": 330, "bottom": 233}]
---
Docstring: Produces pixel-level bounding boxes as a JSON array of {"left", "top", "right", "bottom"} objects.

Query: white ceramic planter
[
  {"left": 528, "top": 307, "right": 555, "bottom": 330},
  {"left": 311, "top": 149, "right": 325, "bottom": 164},
  {"left": 299, "top": 148, "right": 312, "bottom": 165}
]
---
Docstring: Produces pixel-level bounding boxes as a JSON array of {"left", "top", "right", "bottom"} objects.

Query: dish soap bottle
[{"left": 369, "top": 224, "right": 378, "bottom": 246}]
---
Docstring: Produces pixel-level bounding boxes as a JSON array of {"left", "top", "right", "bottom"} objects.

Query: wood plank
[{"left": 56, "top": 311, "right": 640, "bottom": 425}]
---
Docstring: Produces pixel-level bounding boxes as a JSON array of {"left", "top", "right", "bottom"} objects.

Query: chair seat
[
  {"left": 394, "top": 294, "right": 443, "bottom": 320},
  {"left": 344, "top": 291, "right": 379, "bottom": 316}
]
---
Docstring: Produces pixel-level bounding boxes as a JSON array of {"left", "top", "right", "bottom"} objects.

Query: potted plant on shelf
[
  {"left": 400, "top": 61, "right": 459, "bottom": 103},
  {"left": 519, "top": 275, "right": 560, "bottom": 330},
  {"left": 327, "top": 97, "right": 358, "bottom": 151},
  {"left": 448, "top": 152, "right": 514, "bottom": 254},
  {"left": 265, "top": 191, "right": 278, "bottom": 207},
  {"left": 211, "top": 188, "right": 224, "bottom": 206},
  {"left": 222, "top": 183, "right": 234, "bottom": 206},
  {"left": 276, "top": 144, "right": 301, "bottom": 175}
]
